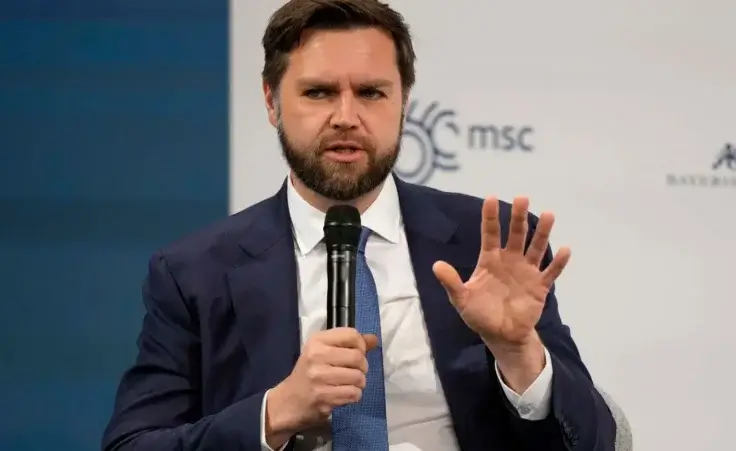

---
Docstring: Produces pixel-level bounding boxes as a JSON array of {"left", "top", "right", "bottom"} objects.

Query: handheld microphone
[{"left": 323, "top": 205, "right": 361, "bottom": 329}]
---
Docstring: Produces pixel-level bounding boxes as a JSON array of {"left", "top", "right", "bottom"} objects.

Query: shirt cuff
[
  {"left": 494, "top": 346, "right": 553, "bottom": 421},
  {"left": 260, "top": 389, "right": 290, "bottom": 451}
]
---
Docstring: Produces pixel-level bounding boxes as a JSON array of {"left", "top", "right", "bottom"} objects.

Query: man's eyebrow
[
  {"left": 295, "top": 78, "right": 339, "bottom": 89},
  {"left": 295, "top": 78, "right": 395, "bottom": 89},
  {"left": 356, "top": 79, "right": 394, "bottom": 89}
]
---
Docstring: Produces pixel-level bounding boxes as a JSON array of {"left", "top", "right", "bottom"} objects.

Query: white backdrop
[{"left": 230, "top": 1, "right": 736, "bottom": 449}]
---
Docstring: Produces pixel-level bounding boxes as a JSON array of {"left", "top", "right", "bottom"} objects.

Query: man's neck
[{"left": 289, "top": 173, "right": 383, "bottom": 215}]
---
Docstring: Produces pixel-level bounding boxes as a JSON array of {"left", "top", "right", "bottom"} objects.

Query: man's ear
[{"left": 263, "top": 80, "right": 279, "bottom": 128}]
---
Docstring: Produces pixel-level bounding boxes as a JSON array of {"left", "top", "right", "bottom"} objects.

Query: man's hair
[{"left": 261, "top": 0, "right": 416, "bottom": 97}]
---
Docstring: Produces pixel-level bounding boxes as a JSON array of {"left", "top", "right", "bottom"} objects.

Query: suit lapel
[
  {"left": 226, "top": 181, "right": 301, "bottom": 390},
  {"left": 395, "top": 175, "right": 495, "bottom": 448}
]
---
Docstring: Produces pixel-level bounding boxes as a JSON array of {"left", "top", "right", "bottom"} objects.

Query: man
[{"left": 102, "top": 0, "right": 617, "bottom": 450}]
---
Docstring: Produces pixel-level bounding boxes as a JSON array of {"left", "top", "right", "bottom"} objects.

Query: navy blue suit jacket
[{"left": 102, "top": 175, "right": 616, "bottom": 451}]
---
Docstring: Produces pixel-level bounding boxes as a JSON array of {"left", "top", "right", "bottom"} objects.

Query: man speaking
[{"left": 102, "top": 0, "right": 617, "bottom": 449}]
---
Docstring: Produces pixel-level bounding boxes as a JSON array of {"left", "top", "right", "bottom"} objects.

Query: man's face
[{"left": 265, "top": 27, "right": 404, "bottom": 201}]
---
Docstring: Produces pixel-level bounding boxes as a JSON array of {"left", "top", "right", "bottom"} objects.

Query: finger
[
  {"left": 432, "top": 261, "right": 468, "bottom": 310},
  {"left": 320, "top": 327, "right": 366, "bottom": 351},
  {"left": 480, "top": 197, "right": 501, "bottom": 254},
  {"left": 323, "top": 347, "right": 369, "bottom": 372},
  {"left": 325, "top": 384, "right": 363, "bottom": 406},
  {"left": 541, "top": 246, "right": 572, "bottom": 286},
  {"left": 506, "top": 197, "right": 529, "bottom": 254},
  {"left": 316, "top": 366, "right": 367, "bottom": 388},
  {"left": 525, "top": 212, "right": 554, "bottom": 267},
  {"left": 362, "top": 333, "right": 379, "bottom": 352}
]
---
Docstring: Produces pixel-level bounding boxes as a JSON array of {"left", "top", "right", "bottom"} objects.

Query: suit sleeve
[
  {"left": 101, "top": 251, "right": 267, "bottom": 451},
  {"left": 497, "top": 217, "right": 617, "bottom": 451}
]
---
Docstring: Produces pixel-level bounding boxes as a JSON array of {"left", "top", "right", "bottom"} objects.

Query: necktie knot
[{"left": 358, "top": 227, "right": 371, "bottom": 254}]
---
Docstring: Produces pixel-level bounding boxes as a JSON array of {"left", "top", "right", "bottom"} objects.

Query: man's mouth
[
  {"left": 325, "top": 141, "right": 363, "bottom": 153},
  {"left": 322, "top": 141, "right": 365, "bottom": 162}
]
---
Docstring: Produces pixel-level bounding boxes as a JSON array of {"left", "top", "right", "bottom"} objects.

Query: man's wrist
[
  {"left": 265, "top": 382, "right": 298, "bottom": 449},
  {"left": 487, "top": 333, "right": 546, "bottom": 394}
]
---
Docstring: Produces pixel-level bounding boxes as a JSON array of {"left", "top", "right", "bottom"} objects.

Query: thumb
[
  {"left": 432, "top": 261, "right": 467, "bottom": 309},
  {"left": 362, "top": 333, "right": 379, "bottom": 352}
]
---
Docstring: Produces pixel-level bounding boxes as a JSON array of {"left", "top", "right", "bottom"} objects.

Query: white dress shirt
[{"left": 260, "top": 175, "right": 553, "bottom": 450}]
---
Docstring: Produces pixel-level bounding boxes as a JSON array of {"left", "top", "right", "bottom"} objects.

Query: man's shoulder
[
  {"left": 406, "top": 182, "right": 515, "bottom": 222},
  {"left": 405, "top": 183, "right": 545, "bottom": 258},
  {"left": 151, "top": 194, "right": 280, "bottom": 274}
]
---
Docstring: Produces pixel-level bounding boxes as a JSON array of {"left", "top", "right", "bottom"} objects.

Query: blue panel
[{"left": 0, "top": 1, "right": 229, "bottom": 450}]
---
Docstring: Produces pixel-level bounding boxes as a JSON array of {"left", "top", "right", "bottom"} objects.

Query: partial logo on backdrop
[
  {"left": 666, "top": 142, "right": 736, "bottom": 188},
  {"left": 395, "top": 100, "right": 535, "bottom": 185},
  {"left": 713, "top": 143, "right": 736, "bottom": 170}
]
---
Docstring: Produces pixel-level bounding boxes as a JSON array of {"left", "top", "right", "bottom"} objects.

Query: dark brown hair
[{"left": 261, "top": 0, "right": 416, "bottom": 97}]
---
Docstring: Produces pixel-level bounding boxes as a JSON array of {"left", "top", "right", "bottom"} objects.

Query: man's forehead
[
  {"left": 293, "top": 74, "right": 396, "bottom": 88},
  {"left": 285, "top": 28, "right": 400, "bottom": 86}
]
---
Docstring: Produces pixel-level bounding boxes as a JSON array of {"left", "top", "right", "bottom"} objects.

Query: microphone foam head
[{"left": 323, "top": 205, "right": 361, "bottom": 246}]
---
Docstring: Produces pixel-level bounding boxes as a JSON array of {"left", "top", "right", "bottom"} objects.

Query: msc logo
[
  {"left": 396, "top": 100, "right": 460, "bottom": 185},
  {"left": 395, "top": 100, "right": 535, "bottom": 185},
  {"left": 712, "top": 142, "right": 736, "bottom": 170},
  {"left": 666, "top": 142, "right": 736, "bottom": 188}
]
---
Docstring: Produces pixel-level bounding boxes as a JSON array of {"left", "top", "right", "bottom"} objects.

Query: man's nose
[{"left": 329, "top": 93, "right": 360, "bottom": 130}]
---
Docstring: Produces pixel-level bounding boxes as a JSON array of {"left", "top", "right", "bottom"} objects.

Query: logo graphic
[
  {"left": 395, "top": 101, "right": 461, "bottom": 185},
  {"left": 712, "top": 142, "right": 736, "bottom": 171},
  {"left": 395, "top": 99, "right": 535, "bottom": 185},
  {"left": 666, "top": 142, "right": 736, "bottom": 188}
]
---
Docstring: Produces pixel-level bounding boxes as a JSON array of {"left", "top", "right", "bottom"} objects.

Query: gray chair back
[{"left": 597, "top": 387, "right": 633, "bottom": 451}]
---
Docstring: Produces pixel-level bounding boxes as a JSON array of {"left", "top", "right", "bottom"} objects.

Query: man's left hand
[{"left": 432, "top": 196, "right": 570, "bottom": 391}]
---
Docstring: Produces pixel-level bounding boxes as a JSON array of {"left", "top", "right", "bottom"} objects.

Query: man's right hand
[{"left": 264, "top": 327, "right": 379, "bottom": 448}]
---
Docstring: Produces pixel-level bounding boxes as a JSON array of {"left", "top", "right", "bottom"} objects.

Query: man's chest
[
  {"left": 296, "top": 239, "right": 447, "bottom": 399},
  {"left": 295, "top": 238, "right": 454, "bottom": 434}
]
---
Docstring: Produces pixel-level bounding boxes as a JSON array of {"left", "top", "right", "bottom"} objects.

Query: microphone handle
[{"left": 326, "top": 245, "right": 357, "bottom": 329}]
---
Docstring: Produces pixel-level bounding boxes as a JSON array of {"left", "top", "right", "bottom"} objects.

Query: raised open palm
[{"left": 432, "top": 197, "right": 571, "bottom": 346}]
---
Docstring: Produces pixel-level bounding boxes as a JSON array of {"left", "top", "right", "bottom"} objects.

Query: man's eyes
[{"left": 303, "top": 88, "right": 386, "bottom": 100}]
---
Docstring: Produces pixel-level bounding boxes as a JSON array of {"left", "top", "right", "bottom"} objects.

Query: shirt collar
[{"left": 286, "top": 174, "right": 402, "bottom": 255}]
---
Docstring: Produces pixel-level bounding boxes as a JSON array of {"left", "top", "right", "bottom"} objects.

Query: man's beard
[{"left": 277, "top": 125, "right": 401, "bottom": 202}]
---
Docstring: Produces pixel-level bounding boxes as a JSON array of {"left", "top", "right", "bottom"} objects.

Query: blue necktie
[{"left": 331, "top": 227, "right": 390, "bottom": 450}]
